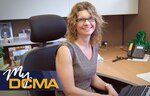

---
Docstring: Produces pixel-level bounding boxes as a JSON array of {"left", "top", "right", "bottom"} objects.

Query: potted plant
[{"left": 0, "top": 46, "right": 5, "bottom": 69}]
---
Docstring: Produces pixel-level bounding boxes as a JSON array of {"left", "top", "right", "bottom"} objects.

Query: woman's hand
[{"left": 106, "top": 84, "right": 119, "bottom": 96}]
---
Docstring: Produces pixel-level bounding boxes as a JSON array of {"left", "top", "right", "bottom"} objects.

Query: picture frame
[
  {"left": 8, "top": 45, "right": 32, "bottom": 66},
  {"left": 0, "top": 22, "right": 13, "bottom": 40}
]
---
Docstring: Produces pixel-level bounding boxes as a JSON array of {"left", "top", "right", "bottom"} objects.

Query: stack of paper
[{"left": 127, "top": 54, "right": 150, "bottom": 62}]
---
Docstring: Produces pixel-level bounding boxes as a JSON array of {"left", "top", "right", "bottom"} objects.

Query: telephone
[{"left": 127, "top": 42, "right": 146, "bottom": 59}]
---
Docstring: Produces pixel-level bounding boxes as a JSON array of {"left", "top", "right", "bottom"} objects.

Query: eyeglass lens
[{"left": 77, "top": 17, "right": 95, "bottom": 23}]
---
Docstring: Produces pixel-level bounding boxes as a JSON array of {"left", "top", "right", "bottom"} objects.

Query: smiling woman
[{"left": 55, "top": 1, "right": 118, "bottom": 96}]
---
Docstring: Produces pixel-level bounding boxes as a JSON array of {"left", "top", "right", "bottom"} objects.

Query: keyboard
[{"left": 119, "top": 85, "right": 150, "bottom": 96}]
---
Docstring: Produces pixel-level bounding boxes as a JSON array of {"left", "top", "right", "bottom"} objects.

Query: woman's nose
[{"left": 84, "top": 20, "right": 91, "bottom": 25}]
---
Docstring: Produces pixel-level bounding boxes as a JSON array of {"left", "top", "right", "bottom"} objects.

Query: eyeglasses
[{"left": 76, "top": 17, "right": 95, "bottom": 23}]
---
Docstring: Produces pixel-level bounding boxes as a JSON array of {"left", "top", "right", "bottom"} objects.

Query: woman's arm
[
  {"left": 56, "top": 46, "right": 106, "bottom": 96},
  {"left": 91, "top": 74, "right": 118, "bottom": 96}
]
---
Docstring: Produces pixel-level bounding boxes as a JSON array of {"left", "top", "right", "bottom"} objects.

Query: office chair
[{"left": 21, "top": 14, "right": 66, "bottom": 96}]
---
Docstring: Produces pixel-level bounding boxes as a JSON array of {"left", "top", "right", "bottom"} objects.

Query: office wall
[
  {"left": 103, "top": 16, "right": 123, "bottom": 46},
  {"left": 7, "top": 16, "right": 123, "bottom": 46},
  {"left": 124, "top": 0, "right": 150, "bottom": 51},
  {"left": 0, "top": 19, "right": 30, "bottom": 37},
  {"left": 11, "top": 20, "right": 30, "bottom": 36},
  {"left": 4, "top": 1, "right": 150, "bottom": 47}
]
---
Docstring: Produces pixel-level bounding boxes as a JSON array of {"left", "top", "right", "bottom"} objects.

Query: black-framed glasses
[{"left": 76, "top": 17, "right": 95, "bottom": 23}]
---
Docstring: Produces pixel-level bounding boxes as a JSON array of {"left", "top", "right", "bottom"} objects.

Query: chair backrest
[
  {"left": 20, "top": 14, "right": 66, "bottom": 96},
  {"left": 21, "top": 43, "right": 60, "bottom": 71}
]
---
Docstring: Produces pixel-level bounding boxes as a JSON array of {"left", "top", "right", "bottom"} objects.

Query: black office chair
[{"left": 21, "top": 14, "right": 66, "bottom": 96}]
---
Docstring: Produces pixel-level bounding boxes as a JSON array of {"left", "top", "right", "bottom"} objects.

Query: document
[
  {"left": 97, "top": 54, "right": 104, "bottom": 62},
  {"left": 136, "top": 72, "right": 150, "bottom": 83}
]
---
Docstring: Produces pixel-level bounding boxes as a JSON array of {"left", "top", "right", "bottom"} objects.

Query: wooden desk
[{"left": 97, "top": 46, "right": 150, "bottom": 86}]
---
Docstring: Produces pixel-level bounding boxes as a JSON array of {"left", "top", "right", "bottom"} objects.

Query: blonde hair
[{"left": 66, "top": 1, "right": 105, "bottom": 45}]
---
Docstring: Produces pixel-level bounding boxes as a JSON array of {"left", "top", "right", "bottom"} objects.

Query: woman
[{"left": 56, "top": 1, "right": 118, "bottom": 96}]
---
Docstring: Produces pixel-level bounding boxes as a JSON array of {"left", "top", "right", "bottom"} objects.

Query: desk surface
[{"left": 96, "top": 46, "right": 150, "bottom": 86}]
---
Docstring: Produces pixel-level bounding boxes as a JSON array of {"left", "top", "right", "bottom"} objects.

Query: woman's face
[{"left": 76, "top": 10, "right": 96, "bottom": 37}]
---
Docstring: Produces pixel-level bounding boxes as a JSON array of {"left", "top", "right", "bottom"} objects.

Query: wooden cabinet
[
  {"left": 0, "top": 0, "right": 138, "bottom": 20},
  {"left": 69, "top": 0, "right": 138, "bottom": 15},
  {"left": 0, "top": 0, "right": 69, "bottom": 20}
]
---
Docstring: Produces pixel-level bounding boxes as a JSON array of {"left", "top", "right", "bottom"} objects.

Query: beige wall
[
  {"left": 124, "top": 0, "right": 150, "bottom": 48},
  {"left": 103, "top": 16, "right": 123, "bottom": 46},
  {"left": 11, "top": 20, "right": 30, "bottom": 36}
]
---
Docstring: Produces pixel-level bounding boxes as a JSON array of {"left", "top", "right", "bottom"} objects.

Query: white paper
[
  {"left": 97, "top": 54, "right": 104, "bottom": 62},
  {"left": 127, "top": 54, "right": 150, "bottom": 62},
  {"left": 18, "top": 33, "right": 27, "bottom": 38},
  {"left": 136, "top": 72, "right": 150, "bottom": 83}
]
